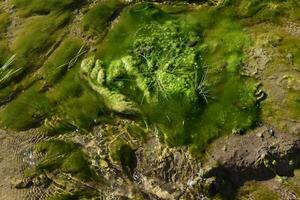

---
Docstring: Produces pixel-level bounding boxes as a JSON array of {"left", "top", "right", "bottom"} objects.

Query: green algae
[
  {"left": 110, "top": 142, "right": 136, "bottom": 172},
  {"left": 0, "top": 83, "right": 52, "bottom": 130},
  {"left": 0, "top": 2, "right": 260, "bottom": 150},
  {"left": 34, "top": 139, "right": 98, "bottom": 181},
  {"left": 81, "top": 3, "right": 260, "bottom": 148},
  {"left": 46, "top": 190, "right": 102, "bottom": 200},
  {"left": 0, "top": 62, "right": 105, "bottom": 132},
  {"left": 283, "top": 170, "right": 300, "bottom": 197},
  {"left": 12, "top": 0, "right": 83, "bottom": 16},
  {"left": 278, "top": 36, "right": 300, "bottom": 69},
  {"left": 236, "top": 181, "right": 280, "bottom": 200},
  {"left": 0, "top": 40, "right": 11, "bottom": 67},
  {"left": 0, "top": 12, "right": 10, "bottom": 36},
  {"left": 96, "top": 3, "right": 171, "bottom": 61},
  {"left": 43, "top": 37, "right": 84, "bottom": 84},
  {"left": 223, "top": 0, "right": 300, "bottom": 21},
  {"left": 286, "top": 91, "right": 300, "bottom": 120},
  {"left": 0, "top": 1, "right": 298, "bottom": 199},
  {"left": 56, "top": 87, "right": 104, "bottom": 130},
  {"left": 12, "top": 12, "right": 70, "bottom": 64},
  {"left": 82, "top": 0, "right": 124, "bottom": 35}
]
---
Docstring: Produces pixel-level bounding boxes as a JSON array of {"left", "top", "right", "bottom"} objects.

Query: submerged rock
[{"left": 204, "top": 126, "right": 300, "bottom": 186}]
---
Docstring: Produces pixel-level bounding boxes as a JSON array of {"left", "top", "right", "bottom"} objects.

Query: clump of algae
[{"left": 81, "top": 3, "right": 260, "bottom": 148}]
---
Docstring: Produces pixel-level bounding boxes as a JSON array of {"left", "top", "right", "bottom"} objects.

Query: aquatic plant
[
  {"left": 81, "top": 3, "right": 259, "bottom": 147},
  {"left": 12, "top": 0, "right": 82, "bottom": 15},
  {"left": 34, "top": 139, "right": 98, "bottom": 181},
  {"left": 12, "top": 12, "right": 71, "bottom": 64},
  {"left": 43, "top": 37, "right": 85, "bottom": 84},
  {"left": 0, "top": 54, "right": 23, "bottom": 86},
  {"left": 82, "top": 0, "right": 124, "bottom": 35}
]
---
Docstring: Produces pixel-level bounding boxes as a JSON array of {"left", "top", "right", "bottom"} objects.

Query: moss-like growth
[
  {"left": 46, "top": 189, "right": 102, "bottom": 200},
  {"left": 0, "top": 83, "right": 52, "bottom": 130},
  {"left": 44, "top": 64, "right": 105, "bottom": 133},
  {"left": 0, "top": 12, "right": 10, "bottom": 36},
  {"left": 43, "top": 37, "right": 84, "bottom": 84},
  {"left": 82, "top": 0, "right": 124, "bottom": 35},
  {"left": 35, "top": 139, "right": 98, "bottom": 181},
  {"left": 225, "top": 0, "right": 300, "bottom": 21},
  {"left": 236, "top": 181, "right": 280, "bottom": 200},
  {"left": 12, "top": 12, "right": 70, "bottom": 64},
  {"left": 96, "top": 2, "right": 171, "bottom": 60},
  {"left": 83, "top": 3, "right": 259, "bottom": 148},
  {"left": 286, "top": 91, "right": 300, "bottom": 119},
  {"left": 12, "top": 0, "right": 82, "bottom": 16},
  {"left": 109, "top": 142, "right": 136, "bottom": 172},
  {"left": 61, "top": 150, "right": 95, "bottom": 180},
  {"left": 57, "top": 88, "right": 104, "bottom": 130},
  {"left": 126, "top": 123, "right": 148, "bottom": 142}
]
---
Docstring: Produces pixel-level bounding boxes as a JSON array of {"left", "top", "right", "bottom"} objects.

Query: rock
[
  {"left": 255, "top": 89, "right": 267, "bottom": 102},
  {"left": 287, "top": 53, "right": 294, "bottom": 64},
  {"left": 257, "top": 131, "right": 264, "bottom": 138},
  {"left": 14, "top": 180, "right": 33, "bottom": 189},
  {"left": 33, "top": 174, "right": 51, "bottom": 187},
  {"left": 100, "top": 159, "right": 109, "bottom": 168},
  {"left": 268, "top": 128, "right": 275, "bottom": 136},
  {"left": 204, "top": 126, "right": 300, "bottom": 186},
  {"left": 187, "top": 40, "right": 198, "bottom": 47},
  {"left": 203, "top": 177, "right": 219, "bottom": 196}
]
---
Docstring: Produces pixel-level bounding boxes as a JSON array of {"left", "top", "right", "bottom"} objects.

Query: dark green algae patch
[{"left": 83, "top": 2, "right": 260, "bottom": 150}]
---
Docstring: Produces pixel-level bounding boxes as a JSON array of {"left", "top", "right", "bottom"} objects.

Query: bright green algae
[{"left": 81, "top": 3, "right": 260, "bottom": 148}]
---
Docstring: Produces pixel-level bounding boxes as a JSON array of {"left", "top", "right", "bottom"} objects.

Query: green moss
[
  {"left": 12, "top": 12, "right": 70, "bottom": 64},
  {"left": 0, "top": 83, "right": 52, "bottom": 130},
  {"left": 82, "top": 0, "right": 124, "bottom": 35},
  {"left": 110, "top": 142, "right": 136, "bottom": 171},
  {"left": 126, "top": 123, "right": 148, "bottom": 141},
  {"left": 12, "top": 0, "right": 82, "bottom": 16},
  {"left": 57, "top": 87, "right": 104, "bottom": 130},
  {"left": 81, "top": 4, "right": 260, "bottom": 148},
  {"left": 189, "top": 7, "right": 250, "bottom": 73},
  {"left": 96, "top": 2, "right": 171, "bottom": 61},
  {"left": 228, "top": 0, "right": 300, "bottom": 21},
  {"left": 278, "top": 36, "right": 300, "bottom": 68},
  {"left": 46, "top": 66, "right": 83, "bottom": 102},
  {"left": 43, "top": 37, "right": 84, "bottom": 84},
  {"left": 46, "top": 194, "right": 77, "bottom": 200},
  {"left": 283, "top": 170, "right": 300, "bottom": 197},
  {"left": 35, "top": 139, "right": 98, "bottom": 181},
  {"left": 236, "top": 181, "right": 280, "bottom": 200},
  {"left": 0, "top": 12, "right": 10, "bottom": 36},
  {"left": 46, "top": 189, "right": 102, "bottom": 200},
  {"left": 0, "top": 40, "right": 11, "bottom": 66},
  {"left": 286, "top": 91, "right": 300, "bottom": 119},
  {"left": 61, "top": 150, "right": 96, "bottom": 181}
]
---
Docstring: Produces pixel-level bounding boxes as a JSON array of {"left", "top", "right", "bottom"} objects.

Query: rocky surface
[{"left": 205, "top": 126, "right": 300, "bottom": 185}]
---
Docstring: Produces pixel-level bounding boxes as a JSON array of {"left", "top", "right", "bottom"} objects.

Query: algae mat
[{"left": 0, "top": 0, "right": 299, "bottom": 199}]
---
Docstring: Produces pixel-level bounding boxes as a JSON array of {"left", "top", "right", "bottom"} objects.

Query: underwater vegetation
[
  {"left": 0, "top": 1, "right": 260, "bottom": 149},
  {"left": 82, "top": 3, "right": 259, "bottom": 148},
  {"left": 82, "top": 0, "right": 124, "bottom": 35},
  {"left": 12, "top": 0, "right": 83, "bottom": 15},
  {"left": 0, "top": 0, "right": 299, "bottom": 199},
  {"left": 32, "top": 139, "right": 98, "bottom": 181}
]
